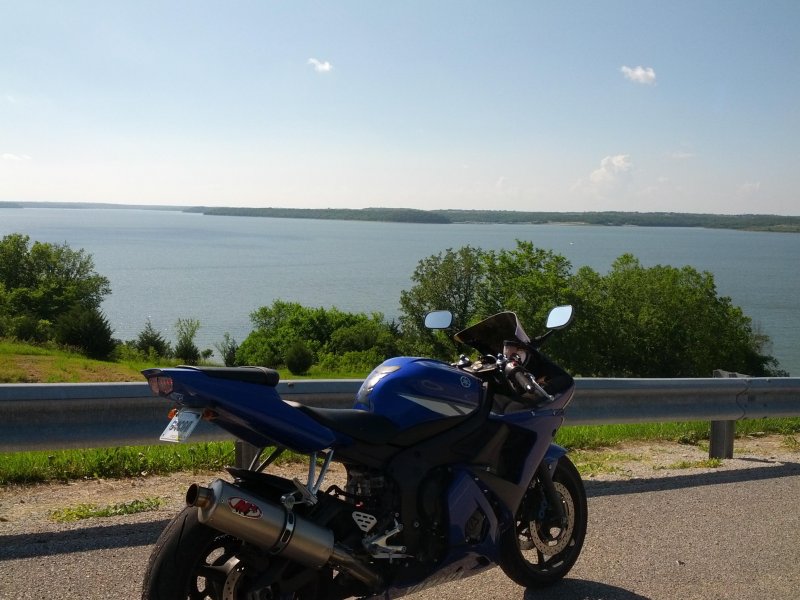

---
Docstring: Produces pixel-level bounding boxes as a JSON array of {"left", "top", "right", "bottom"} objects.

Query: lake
[{"left": 1, "top": 208, "right": 798, "bottom": 376}]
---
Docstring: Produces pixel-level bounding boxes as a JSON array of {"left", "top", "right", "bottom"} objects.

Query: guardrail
[{"left": 1, "top": 376, "right": 799, "bottom": 459}]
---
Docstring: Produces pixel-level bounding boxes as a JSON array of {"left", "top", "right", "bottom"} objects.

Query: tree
[
  {"left": 567, "top": 255, "right": 784, "bottom": 377},
  {"left": 237, "top": 300, "right": 398, "bottom": 371},
  {"left": 215, "top": 332, "right": 239, "bottom": 367},
  {"left": 480, "top": 241, "right": 576, "bottom": 330},
  {"left": 0, "top": 233, "right": 111, "bottom": 342},
  {"left": 174, "top": 318, "right": 201, "bottom": 365},
  {"left": 398, "top": 246, "right": 486, "bottom": 358},
  {"left": 135, "top": 319, "right": 172, "bottom": 358},
  {"left": 398, "top": 244, "right": 784, "bottom": 377},
  {"left": 53, "top": 305, "right": 116, "bottom": 360}
]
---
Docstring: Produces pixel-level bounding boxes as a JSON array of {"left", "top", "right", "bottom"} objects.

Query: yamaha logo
[{"left": 460, "top": 376, "right": 472, "bottom": 388}]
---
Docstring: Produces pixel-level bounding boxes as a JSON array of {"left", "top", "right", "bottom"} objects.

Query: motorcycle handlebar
[{"left": 502, "top": 360, "right": 555, "bottom": 403}]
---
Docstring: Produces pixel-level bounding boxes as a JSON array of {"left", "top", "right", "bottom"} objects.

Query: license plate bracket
[{"left": 160, "top": 408, "right": 203, "bottom": 443}]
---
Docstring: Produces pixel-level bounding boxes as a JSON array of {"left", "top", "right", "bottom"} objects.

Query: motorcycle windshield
[{"left": 453, "top": 311, "right": 531, "bottom": 356}]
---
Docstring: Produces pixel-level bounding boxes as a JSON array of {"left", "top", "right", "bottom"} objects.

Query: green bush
[
  {"left": 236, "top": 330, "right": 282, "bottom": 367},
  {"left": 215, "top": 332, "right": 239, "bottom": 366},
  {"left": 135, "top": 319, "right": 172, "bottom": 358},
  {"left": 285, "top": 340, "right": 314, "bottom": 375},
  {"left": 54, "top": 305, "right": 116, "bottom": 360},
  {"left": 317, "top": 348, "right": 385, "bottom": 373},
  {"left": 8, "top": 315, "right": 52, "bottom": 343},
  {"left": 174, "top": 318, "right": 201, "bottom": 365}
]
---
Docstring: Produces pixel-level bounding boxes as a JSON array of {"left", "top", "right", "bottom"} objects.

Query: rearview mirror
[
  {"left": 424, "top": 310, "right": 453, "bottom": 330},
  {"left": 545, "top": 305, "right": 574, "bottom": 330}
]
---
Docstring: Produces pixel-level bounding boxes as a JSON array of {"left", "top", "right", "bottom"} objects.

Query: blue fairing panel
[
  {"left": 356, "top": 357, "right": 484, "bottom": 429},
  {"left": 161, "top": 368, "right": 340, "bottom": 452},
  {"left": 544, "top": 442, "right": 568, "bottom": 466}
]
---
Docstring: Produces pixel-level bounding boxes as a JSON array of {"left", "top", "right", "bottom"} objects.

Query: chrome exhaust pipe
[{"left": 186, "top": 479, "right": 381, "bottom": 589}]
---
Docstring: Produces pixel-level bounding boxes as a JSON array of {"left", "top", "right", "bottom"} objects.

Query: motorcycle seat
[
  {"left": 187, "top": 366, "right": 280, "bottom": 387},
  {"left": 292, "top": 405, "right": 400, "bottom": 445}
]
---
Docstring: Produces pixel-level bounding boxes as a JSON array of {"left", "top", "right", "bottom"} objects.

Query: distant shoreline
[{"left": 2, "top": 201, "right": 799, "bottom": 232}]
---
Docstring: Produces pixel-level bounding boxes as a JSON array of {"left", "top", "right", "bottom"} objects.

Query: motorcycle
[{"left": 141, "top": 305, "right": 586, "bottom": 599}]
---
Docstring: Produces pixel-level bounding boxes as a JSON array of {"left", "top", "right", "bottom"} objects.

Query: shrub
[
  {"left": 215, "top": 333, "right": 239, "bottom": 367},
  {"left": 174, "top": 318, "right": 201, "bottom": 365},
  {"left": 317, "top": 348, "right": 385, "bottom": 374},
  {"left": 285, "top": 340, "right": 313, "bottom": 375},
  {"left": 236, "top": 330, "right": 282, "bottom": 367},
  {"left": 135, "top": 319, "right": 172, "bottom": 358},
  {"left": 54, "top": 305, "right": 116, "bottom": 360}
]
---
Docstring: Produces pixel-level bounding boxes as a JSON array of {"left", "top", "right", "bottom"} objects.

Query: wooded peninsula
[
  {"left": 188, "top": 206, "right": 800, "bottom": 232},
  {"left": 3, "top": 201, "right": 799, "bottom": 232}
]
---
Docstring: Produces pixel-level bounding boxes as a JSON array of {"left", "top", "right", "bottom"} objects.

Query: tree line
[
  {"left": 0, "top": 233, "right": 787, "bottom": 377},
  {"left": 187, "top": 206, "right": 800, "bottom": 232}
]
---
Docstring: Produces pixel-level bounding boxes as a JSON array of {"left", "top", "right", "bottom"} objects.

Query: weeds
[
  {"left": 653, "top": 458, "right": 723, "bottom": 470},
  {"left": 49, "top": 497, "right": 164, "bottom": 522}
]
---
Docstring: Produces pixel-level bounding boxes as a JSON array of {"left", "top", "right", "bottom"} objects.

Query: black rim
[
  {"left": 187, "top": 534, "right": 243, "bottom": 599},
  {"left": 183, "top": 533, "right": 321, "bottom": 600},
  {"left": 516, "top": 479, "right": 580, "bottom": 574}
]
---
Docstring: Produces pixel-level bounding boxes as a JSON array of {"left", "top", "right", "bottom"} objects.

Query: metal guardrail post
[{"left": 709, "top": 369, "right": 748, "bottom": 459}]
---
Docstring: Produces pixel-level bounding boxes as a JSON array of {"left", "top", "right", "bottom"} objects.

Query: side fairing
[{"left": 355, "top": 357, "right": 484, "bottom": 429}]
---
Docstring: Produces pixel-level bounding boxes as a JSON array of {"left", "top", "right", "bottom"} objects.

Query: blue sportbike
[{"left": 141, "top": 305, "right": 586, "bottom": 599}]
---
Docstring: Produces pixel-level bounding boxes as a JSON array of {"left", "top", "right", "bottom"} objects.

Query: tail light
[{"left": 148, "top": 376, "right": 174, "bottom": 397}]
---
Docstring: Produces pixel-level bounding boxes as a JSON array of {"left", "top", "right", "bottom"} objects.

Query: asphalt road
[{"left": 2, "top": 461, "right": 799, "bottom": 600}]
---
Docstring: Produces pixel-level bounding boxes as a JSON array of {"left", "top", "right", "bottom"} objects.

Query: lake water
[{"left": 1, "top": 208, "right": 798, "bottom": 376}]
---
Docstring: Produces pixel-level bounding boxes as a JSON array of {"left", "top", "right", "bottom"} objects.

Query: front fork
[{"left": 534, "top": 460, "right": 567, "bottom": 524}]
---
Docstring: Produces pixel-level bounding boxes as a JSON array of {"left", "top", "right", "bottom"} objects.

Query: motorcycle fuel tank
[{"left": 354, "top": 357, "right": 483, "bottom": 429}]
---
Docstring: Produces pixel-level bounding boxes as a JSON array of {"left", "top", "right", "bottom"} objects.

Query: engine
[{"left": 338, "top": 465, "right": 449, "bottom": 567}]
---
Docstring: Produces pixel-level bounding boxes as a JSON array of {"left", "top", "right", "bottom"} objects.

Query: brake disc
[{"left": 530, "top": 481, "right": 575, "bottom": 555}]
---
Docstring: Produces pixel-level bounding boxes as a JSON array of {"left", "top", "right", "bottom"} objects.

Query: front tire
[
  {"left": 498, "top": 456, "right": 587, "bottom": 588},
  {"left": 142, "top": 506, "right": 323, "bottom": 599}
]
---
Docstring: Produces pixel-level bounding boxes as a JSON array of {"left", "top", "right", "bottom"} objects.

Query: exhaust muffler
[{"left": 186, "top": 479, "right": 381, "bottom": 589}]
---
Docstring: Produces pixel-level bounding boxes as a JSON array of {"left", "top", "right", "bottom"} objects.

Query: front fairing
[{"left": 454, "top": 311, "right": 530, "bottom": 356}]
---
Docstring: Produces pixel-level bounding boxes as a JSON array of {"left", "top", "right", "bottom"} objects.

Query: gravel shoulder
[{"left": 1, "top": 435, "right": 797, "bottom": 539}]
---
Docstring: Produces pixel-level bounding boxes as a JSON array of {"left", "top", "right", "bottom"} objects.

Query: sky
[{"left": 1, "top": 1, "right": 799, "bottom": 215}]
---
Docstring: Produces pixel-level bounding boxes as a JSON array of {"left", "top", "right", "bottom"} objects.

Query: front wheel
[
  {"left": 141, "top": 506, "right": 325, "bottom": 599},
  {"left": 497, "top": 456, "right": 587, "bottom": 588}
]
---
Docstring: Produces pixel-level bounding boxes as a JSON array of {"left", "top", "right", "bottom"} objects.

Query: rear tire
[
  {"left": 498, "top": 456, "right": 587, "bottom": 588},
  {"left": 142, "top": 506, "right": 323, "bottom": 599}
]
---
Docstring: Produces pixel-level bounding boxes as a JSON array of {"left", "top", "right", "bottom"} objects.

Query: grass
[
  {"left": 569, "top": 449, "right": 642, "bottom": 477},
  {"left": 555, "top": 418, "right": 800, "bottom": 450},
  {"left": 654, "top": 458, "right": 723, "bottom": 470},
  {"left": 782, "top": 435, "right": 800, "bottom": 451},
  {"left": 49, "top": 497, "right": 164, "bottom": 522},
  {"left": 0, "top": 339, "right": 144, "bottom": 383},
  {"left": 0, "top": 442, "right": 237, "bottom": 485},
  {"left": 0, "top": 338, "right": 370, "bottom": 383}
]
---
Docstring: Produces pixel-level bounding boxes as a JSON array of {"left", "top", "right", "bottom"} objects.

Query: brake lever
[
  {"left": 503, "top": 357, "right": 555, "bottom": 403},
  {"left": 526, "top": 378, "right": 555, "bottom": 403}
]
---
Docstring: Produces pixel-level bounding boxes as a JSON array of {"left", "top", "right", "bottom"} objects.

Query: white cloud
[
  {"left": 738, "top": 181, "right": 761, "bottom": 196},
  {"left": 590, "top": 154, "right": 632, "bottom": 183},
  {"left": 2, "top": 153, "right": 32, "bottom": 160},
  {"left": 307, "top": 58, "right": 333, "bottom": 73},
  {"left": 621, "top": 65, "right": 656, "bottom": 85}
]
